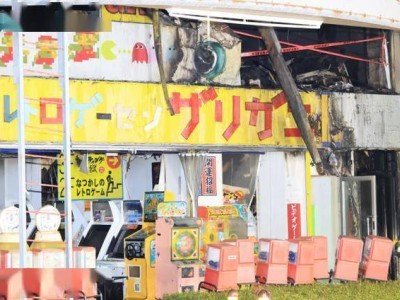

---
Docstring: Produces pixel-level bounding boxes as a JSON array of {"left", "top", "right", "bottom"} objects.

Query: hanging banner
[
  {"left": 201, "top": 156, "right": 217, "bottom": 196},
  {"left": 287, "top": 203, "right": 301, "bottom": 239},
  {"left": 0, "top": 77, "right": 323, "bottom": 147},
  {"left": 57, "top": 153, "right": 123, "bottom": 200}
]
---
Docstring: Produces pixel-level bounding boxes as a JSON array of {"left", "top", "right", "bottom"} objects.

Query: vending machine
[
  {"left": 223, "top": 239, "right": 255, "bottom": 284},
  {"left": 360, "top": 235, "right": 393, "bottom": 281},
  {"left": 256, "top": 239, "right": 289, "bottom": 284},
  {"left": 155, "top": 202, "right": 205, "bottom": 298},
  {"left": 287, "top": 239, "right": 315, "bottom": 284},
  {"left": 124, "top": 191, "right": 164, "bottom": 300},
  {"left": 333, "top": 236, "right": 364, "bottom": 282},
  {"left": 200, "top": 243, "right": 239, "bottom": 291}
]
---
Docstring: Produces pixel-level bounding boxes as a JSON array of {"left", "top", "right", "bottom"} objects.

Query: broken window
[{"left": 236, "top": 24, "right": 391, "bottom": 92}]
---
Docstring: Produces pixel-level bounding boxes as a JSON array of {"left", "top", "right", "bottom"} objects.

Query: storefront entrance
[{"left": 341, "top": 176, "right": 377, "bottom": 239}]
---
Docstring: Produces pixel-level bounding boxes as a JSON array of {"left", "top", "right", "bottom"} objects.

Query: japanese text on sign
[
  {"left": 57, "top": 153, "right": 123, "bottom": 200},
  {"left": 287, "top": 203, "right": 301, "bottom": 239},
  {"left": 201, "top": 156, "right": 217, "bottom": 196},
  {"left": 0, "top": 77, "right": 322, "bottom": 147}
]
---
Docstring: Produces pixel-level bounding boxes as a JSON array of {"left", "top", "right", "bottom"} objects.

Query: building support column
[
  {"left": 390, "top": 31, "right": 400, "bottom": 94},
  {"left": 258, "top": 27, "right": 324, "bottom": 174}
]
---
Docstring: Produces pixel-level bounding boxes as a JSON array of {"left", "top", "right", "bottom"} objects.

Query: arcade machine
[
  {"left": 198, "top": 205, "right": 248, "bottom": 261},
  {"left": 223, "top": 239, "right": 255, "bottom": 285},
  {"left": 78, "top": 200, "right": 122, "bottom": 260},
  {"left": 124, "top": 191, "right": 165, "bottom": 300},
  {"left": 97, "top": 200, "right": 143, "bottom": 300},
  {"left": 200, "top": 243, "right": 239, "bottom": 291},
  {"left": 155, "top": 202, "right": 205, "bottom": 298}
]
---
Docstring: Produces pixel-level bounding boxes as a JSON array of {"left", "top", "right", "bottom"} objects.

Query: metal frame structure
[{"left": 13, "top": 31, "right": 73, "bottom": 268}]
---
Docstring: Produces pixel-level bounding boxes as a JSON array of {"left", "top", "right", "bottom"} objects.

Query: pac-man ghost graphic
[{"left": 132, "top": 42, "right": 149, "bottom": 64}]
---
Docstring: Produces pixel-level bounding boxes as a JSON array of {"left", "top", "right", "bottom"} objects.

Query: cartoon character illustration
[
  {"left": 69, "top": 33, "right": 100, "bottom": 62},
  {"left": 223, "top": 189, "right": 245, "bottom": 204},
  {"left": 0, "top": 32, "right": 13, "bottom": 67},
  {"left": 132, "top": 42, "right": 148, "bottom": 64},
  {"left": 33, "top": 35, "right": 58, "bottom": 69}
]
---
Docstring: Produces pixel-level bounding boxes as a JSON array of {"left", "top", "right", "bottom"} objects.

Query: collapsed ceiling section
[
  {"left": 158, "top": 10, "right": 392, "bottom": 93},
  {"left": 239, "top": 25, "right": 391, "bottom": 93},
  {"left": 0, "top": 5, "right": 393, "bottom": 94}
]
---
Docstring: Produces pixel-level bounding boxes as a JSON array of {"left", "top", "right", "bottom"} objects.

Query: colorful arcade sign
[
  {"left": 57, "top": 153, "right": 123, "bottom": 200},
  {"left": 0, "top": 77, "right": 323, "bottom": 148},
  {"left": 143, "top": 191, "right": 164, "bottom": 223}
]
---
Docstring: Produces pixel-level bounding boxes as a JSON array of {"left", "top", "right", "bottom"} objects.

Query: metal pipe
[
  {"left": 151, "top": 9, "right": 175, "bottom": 116},
  {"left": 258, "top": 27, "right": 324, "bottom": 174},
  {"left": 14, "top": 31, "right": 27, "bottom": 268},
  {"left": 58, "top": 32, "right": 73, "bottom": 268},
  {"left": 11, "top": 0, "right": 21, "bottom": 27}
]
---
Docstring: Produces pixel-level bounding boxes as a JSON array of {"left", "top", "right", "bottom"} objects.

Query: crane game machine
[
  {"left": 155, "top": 202, "right": 205, "bottom": 298},
  {"left": 124, "top": 191, "right": 164, "bottom": 300},
  {"left": 198, "top": 205, "right": 248, "bottom": 261}
]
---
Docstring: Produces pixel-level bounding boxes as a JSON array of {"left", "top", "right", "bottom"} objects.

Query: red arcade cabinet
[
  {"left": 200, "top": 243, "right": 239, "bottom": 291},
  {"left": 255, "top": 239, "right": 289, "bottom": 284},
  {"left": 360, "top": 235, "right": 393, "bottom": 281},
  {"left": 333, "top": 236, "right": 363, "bottom": 281},
  {"left": 287, "top": 239, "right": 315, "bottom": 284},
  {"left": 224, "top": 239, "right": 255, "bottom": 284},
  {"left": 300, "top": 236, "right": 329, "bottom": 279}
]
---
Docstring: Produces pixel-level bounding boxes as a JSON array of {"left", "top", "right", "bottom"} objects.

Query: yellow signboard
[
  {"left": 101, "top": 5, "right": 151, "bottom": 30},
  {"left": 57, "top": 153, "right": 123, "bottom": 200},
  {"left": 0, "top": 77, "right": 323, "bottom": 147}
]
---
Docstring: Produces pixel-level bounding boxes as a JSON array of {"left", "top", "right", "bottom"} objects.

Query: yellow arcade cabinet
[
  {"left": 124, "top": 226, "right": 156, "bottom": 300},
  {"left": 124, "top": 191, "right": 167, "bottom": 300}
]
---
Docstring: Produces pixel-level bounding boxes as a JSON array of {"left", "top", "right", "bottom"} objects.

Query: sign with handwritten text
[
  {"left": 57, "top": 153, "right": 123, "bottom": 200},
  {"left": 201, "top": 156, "right": 217, "bottom": 196}
]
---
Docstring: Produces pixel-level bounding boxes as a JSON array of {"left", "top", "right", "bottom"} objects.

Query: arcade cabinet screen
[
  {"left": 143, "top": 192, "right": 164, "bottom": 223},
  {"left": 123, "top": 200, "right": 143, "bottom": 224}
]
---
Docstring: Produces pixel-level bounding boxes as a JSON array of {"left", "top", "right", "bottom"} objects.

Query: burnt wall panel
[{"left": 330, "top": 93, "right": 400, "bottom": 149}]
